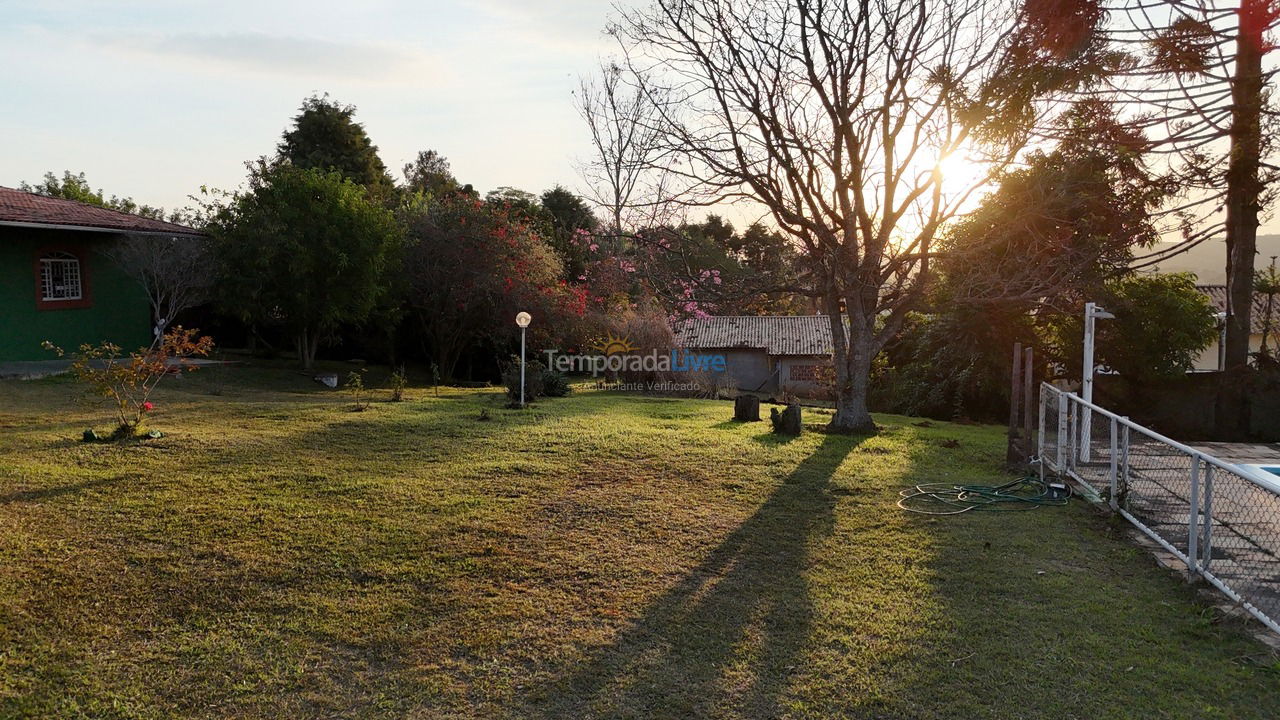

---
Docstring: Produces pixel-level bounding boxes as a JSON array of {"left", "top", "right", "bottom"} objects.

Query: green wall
[{"left": 0, "top": 227, "right": 151, "bottom": 361}]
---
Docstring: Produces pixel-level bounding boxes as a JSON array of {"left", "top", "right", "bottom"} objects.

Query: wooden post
[
  {"left": 1022, "top": 346, "right": 1034, "bottom": 456},
  {"left": 1007, "top": 342, "right": 1023, "bottom": 464}
]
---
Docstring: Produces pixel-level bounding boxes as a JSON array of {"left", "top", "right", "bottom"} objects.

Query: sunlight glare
[{"left": 936, "top": 152, "right": 987, "bottom": 191}]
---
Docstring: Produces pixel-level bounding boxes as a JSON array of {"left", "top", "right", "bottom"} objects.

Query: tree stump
[
  {"left": 770, "top": 404, "right": 802, "bottom": 435},
  {"left": 734, "top": 395, "right": 761, "bottom": 422}
]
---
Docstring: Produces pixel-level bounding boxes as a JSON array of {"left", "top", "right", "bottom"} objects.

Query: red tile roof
[{"left": 0, "top": 186, "right": 203, "bottom": 236}]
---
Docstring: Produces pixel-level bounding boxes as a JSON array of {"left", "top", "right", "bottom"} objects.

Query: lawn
[{"left": 0, "top": 363, "right": 1277, "bottom": 719}]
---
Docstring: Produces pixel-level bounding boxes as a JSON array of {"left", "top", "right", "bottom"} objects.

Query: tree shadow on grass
[
  {"left": 526, "top": 433, "right": 859, "bottom": 718},
  {"left": 710, "top": 419, "right": 755, "bottom": 430},
  {"left": 750, "top": 430, "right": 803, "bottom": 446},
  {"left": 0, "top": 475, "right": 131, "bottom": 504}
]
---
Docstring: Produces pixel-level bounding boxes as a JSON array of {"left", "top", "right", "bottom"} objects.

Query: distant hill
[{"left": 1148, "top": 234, "right": 1280, "bottom": 284}]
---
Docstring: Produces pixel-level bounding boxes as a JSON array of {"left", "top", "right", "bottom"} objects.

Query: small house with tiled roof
[
  {"left": 672, "top": 315, "right": 835, "bottom": 396},
  {"left": 1193, "top": 284, "right": 1277, "bottom": 370},
  {"left": 0, "top": 186, "right": 204, "bottom": 360}
]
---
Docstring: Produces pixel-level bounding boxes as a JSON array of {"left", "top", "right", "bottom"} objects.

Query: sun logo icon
[{"left": 592, "top": 333, "right": 638, "bottom": 356}]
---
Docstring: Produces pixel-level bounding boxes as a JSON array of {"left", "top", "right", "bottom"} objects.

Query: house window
[
  {"left": 790, "top": 364, "right": 820, "bottom": 382},
  {"left": 40, "top": 252, "right": 83, "bottom": 301}
]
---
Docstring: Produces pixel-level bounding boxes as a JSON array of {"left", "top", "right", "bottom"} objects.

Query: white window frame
[{"left": 40, "top": 252, "right": 83, "bottom": 302}]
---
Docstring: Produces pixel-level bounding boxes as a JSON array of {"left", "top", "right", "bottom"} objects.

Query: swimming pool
[{"left": 1235, "top": 464, "right": 1280, "bottom": 494}]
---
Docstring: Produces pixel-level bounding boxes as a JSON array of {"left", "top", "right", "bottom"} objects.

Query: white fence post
[
  {"left": 1056, "top": 394, "right": 1068, "bottom": 472},
  {"left": 1038, "top": 386, "right": 1047, "bottom": 479},
  {"left": 1187, "top": 457, "right": 1201, "bottom": 575},
  {"left": 1119, "top": 423, "right": 1130, "bottom": 508},
  {"left": 1201, "top": 465, "right": 1214, "bottom": 571},
  {"left": 1108, "top": 417, "right": 1119, "bottom": 510}
]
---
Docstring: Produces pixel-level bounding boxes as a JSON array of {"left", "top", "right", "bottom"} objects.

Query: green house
[{"left": 0, "top": 186, "right": 204, "bottom": 361}]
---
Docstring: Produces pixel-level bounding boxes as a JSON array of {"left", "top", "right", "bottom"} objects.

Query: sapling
[
  {"left": 44, "top": 326, "right": 214, "bottom": 439},
  {"left": 346, "top": 368, "right": 371, "bottom": 411}
]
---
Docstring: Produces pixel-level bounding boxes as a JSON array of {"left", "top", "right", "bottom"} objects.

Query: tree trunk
[
  {"left": 298, "top": 328, "right": 321, "bottom": 371},
  {"left": 1218, "top": 0, "right": 1265, "bottom": 437},
  {"left": 733, "top": 395, "right": 761, "bottom": 422},
  {"left": 770, "top": 404, "right": 803, "bottom": 435},
  {"left": 435, "top": 344, "right": 461, "bottom": 384},
  {"left": 826, "top": 309, "right": 876, "bottom": 434},
  {"left": 308, "top": 332, "right": 321, "bottom": 372}
]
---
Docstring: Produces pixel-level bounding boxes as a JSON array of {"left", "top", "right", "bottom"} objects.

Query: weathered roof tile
[
  {"left": 1197, "top": 285, "right": 1275, "bottom": 334},
  {"left": 0, "top": 186, "right": 202, "bottom": 236},
  {"left": 673, "top": 315, "right": 834, "bottom": 355}
]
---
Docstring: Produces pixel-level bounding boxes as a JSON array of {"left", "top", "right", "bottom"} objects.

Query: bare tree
[
  {"left": 104, "top": 234, "right": 212, "bottom": 341},
  {"left": 576, "top": 61, "right": 678, "bottom": 239},
  {"left": 595, "top": 0, "right": 1098, "bottom": 432}
]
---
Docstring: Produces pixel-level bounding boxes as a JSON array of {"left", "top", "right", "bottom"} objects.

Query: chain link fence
[{"left": 1039, "top": 383, "right": 1280, "bottom": 636}]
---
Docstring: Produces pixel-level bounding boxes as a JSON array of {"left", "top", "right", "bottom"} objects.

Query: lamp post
[
  {"left": 1080, "top": 302, "right": 1114, "bottom": 462},
  {"left": 516, "top": 312, "right": 532, "bottom": 408}
]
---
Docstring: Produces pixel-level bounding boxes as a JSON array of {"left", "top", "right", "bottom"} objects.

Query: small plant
[
  {"left": 501, "top": 356, "right": 545, "bottom": 407},
  {"left": 388, "top": 366, "right": 408, "bottom": 402},
  {"left": 44, "top": 326, "right": 214, "bottom": 439},
  {"left": 346, "top": 368, "right": 370, "bottom": 411},
  {"left": 714, "top": 374, "right": 738, "bottom": 400},
  {"left": 477, "top": 408, "right": 491, "bottom": 422},
  {"left": 541, "top": 369, "right": 571, "bottom": 398}
]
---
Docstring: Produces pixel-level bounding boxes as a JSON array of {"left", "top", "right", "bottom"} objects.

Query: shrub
[
  {"left": 593, "top": 303, "right": 676, "bottom": 383},
  {"left": 388, "top": 366, "right": 408, "bottom": 402},
  {"left": 541, "top": 369, "right": 572, "bottom": 397},
  {"left": 501, "top": 356, "right": 545, "bottom": 406},
  {"left": 684, "top": 369, "right": 736, "bottom": 399},
  {"left": 44, "top": 327, "right": 214, "bottom": 438}
]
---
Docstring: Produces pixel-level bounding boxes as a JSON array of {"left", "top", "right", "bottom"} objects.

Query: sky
[
  {"left": 1, "top": 0, "right": 1272, "bottom": 283},
  {"left": 1, "top": 0, "right": 624, "bottom": 212}
]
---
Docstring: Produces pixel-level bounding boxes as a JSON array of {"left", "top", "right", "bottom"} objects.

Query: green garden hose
[{"left": 897, "top": 476, "right": 1071, "bottom": 515}]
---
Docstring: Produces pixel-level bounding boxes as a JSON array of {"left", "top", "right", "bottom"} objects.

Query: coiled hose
[{"left": 897, "top": 476, "right": 1071, "bottom": 515}]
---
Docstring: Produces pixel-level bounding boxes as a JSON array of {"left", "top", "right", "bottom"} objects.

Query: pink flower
[{"left": 141, "top": 401, "right": 154, "bottom": 412}]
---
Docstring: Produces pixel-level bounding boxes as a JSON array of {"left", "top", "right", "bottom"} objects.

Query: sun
[
  {"left": 592, "top": 333, "right": 638, "bottom": 356},
  {"left": 936, "top": 151, "right": 988, "bottom": 190}
]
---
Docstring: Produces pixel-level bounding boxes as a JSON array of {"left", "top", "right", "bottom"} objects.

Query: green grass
[{"left": 0, "top": 362, "right": 1277, "bottom": 719}]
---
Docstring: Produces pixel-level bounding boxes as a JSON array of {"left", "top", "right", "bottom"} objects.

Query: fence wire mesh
[
  {"left": 1064, "top": 401, "right": 1118, "bottom": 503},
  {"left": 1039, "top": 388, "right": 1060, "bottom": 470},
  {"left": 1198, "top": 466, "right": 1280, "bottom": 624},
  {"left": 1119, "top": 427, "right": 1199, "bottom": 560},
  {"left": 1040, "top": 383, "right": 1280, "bottom": 636}
]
